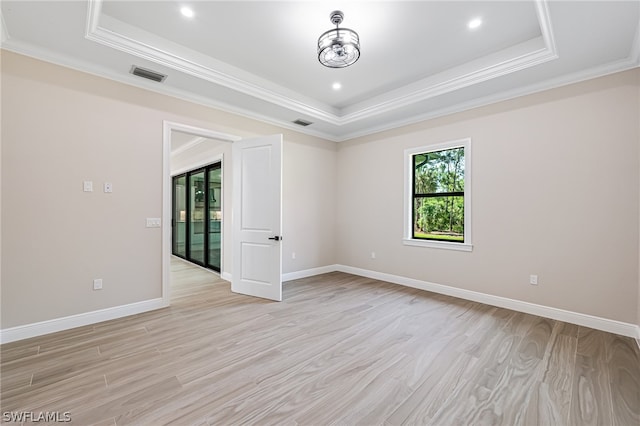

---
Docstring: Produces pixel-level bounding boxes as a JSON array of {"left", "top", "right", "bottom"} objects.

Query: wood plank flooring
[{"left": 1, "top": 258, "right": 639, "bottom": 425}]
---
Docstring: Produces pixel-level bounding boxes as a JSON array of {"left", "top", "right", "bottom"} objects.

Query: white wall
[
  {"left": 337, "top": 69, "right": 640, "bottom": 325},
  {"left": 1, "top": 51, "right": 337, "bottom": 329}
]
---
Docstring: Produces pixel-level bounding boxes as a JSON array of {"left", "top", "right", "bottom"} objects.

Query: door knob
[{"left": 268, "top": 236, "right": 282, "bottom": 241}]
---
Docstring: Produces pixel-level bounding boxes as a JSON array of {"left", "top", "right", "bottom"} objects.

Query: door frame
[{"left": 162, "top": 121, "right": 240, "bottom": 307}]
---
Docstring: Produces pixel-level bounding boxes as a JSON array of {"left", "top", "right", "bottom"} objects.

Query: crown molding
[
  {"left": 0, "top": 38, "right": 342, "bottom": 142},
  {"left": 84, "top": 0, "right": 559, "bottom": 128},
  {"left": 337, "top": 55, "right": 639, "bottom": 142},
  {"left": 340, "top": 0, "right": 558, "bottom": 125},
  {"left": 340, "top": 43, "right": 557, "bottom": 125},
  {"left": 85, "top": 0, "right": 339, "bottom": 123},
  {"left": 630, "top": 16, "right": 640, "bottom": 65},
  {"left": 0, "top": 10, "right": 9, "bottom": 44},
  {"left": 535, "top": 0, "right": 557, "bottom": 56},
  {"left": 4, "top": 0, "right": 638, "bottom": 143},
  {"left": 3, "top": 30, "right": 636, "bottom": 145}
]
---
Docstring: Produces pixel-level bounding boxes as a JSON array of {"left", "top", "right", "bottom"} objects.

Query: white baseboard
[
  {"left": 0, "top": 298, "right": 167, "bottom": 344},
  {"left": 334, "top": 265, "right": 640, "bottom": 339},
  {"left": 3, "top": 265, "right": 638, "bottom": 344},
  {"left": 282, "top": 264, "right": 340, "bottom": 282}
]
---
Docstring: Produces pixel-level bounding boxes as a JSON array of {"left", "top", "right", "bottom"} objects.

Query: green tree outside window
[{"left": 413, "top": 147, "right": 465, "bottom": 242}]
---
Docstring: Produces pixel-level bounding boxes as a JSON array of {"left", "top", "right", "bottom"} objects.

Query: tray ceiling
[{"left": 2, "top": 1, "right": 639, "bottom": 141}]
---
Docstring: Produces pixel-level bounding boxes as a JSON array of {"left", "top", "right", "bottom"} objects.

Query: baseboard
[
  {"left": 3, "top": 266, "right": 637, "bottom": 344},
  {"left": 221, "top": 271, "right": 232, "bottom": 282},
  {"left": 0, "top": 298, "right": 167, "bottom": 344},
  {"left": 333, "top": 264, "right": 640, "bottom": 339},
  {"left": 282, "top": 264, "right": 340, "bottom": 282}
]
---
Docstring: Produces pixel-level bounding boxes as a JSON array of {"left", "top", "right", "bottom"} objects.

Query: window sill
[{"left": 402, "top": 238, "right": 473, "bottom": 252}]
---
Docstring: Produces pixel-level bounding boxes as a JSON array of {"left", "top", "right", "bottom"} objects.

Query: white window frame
[{"left": 403, "top": 138, "right": 472, "bottom": 252}]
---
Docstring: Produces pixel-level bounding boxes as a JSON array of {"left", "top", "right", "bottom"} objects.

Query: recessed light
[
  {"left": 468, "top": 18, "right": 482, "bottom": 30},
  {"left": 180, "top": 6, "right": 194, "bottom": 18},
  {"left": 332, "top": 82, "right": 342, "bottom": 90}
]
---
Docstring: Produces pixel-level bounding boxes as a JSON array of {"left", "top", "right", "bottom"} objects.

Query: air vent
[
  {"left": 292, "top": 119, "right": 313, "bottom": 127},
  {"left": 130, "top": 65, "right": 167, "bottom": 83}
]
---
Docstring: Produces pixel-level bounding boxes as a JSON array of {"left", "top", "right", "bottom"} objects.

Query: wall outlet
[
  {"left": 104, "top": 182, "right": 113, "bottom": 193},
  {"left": 529, "top": 275, "right": 538, "bottom": 285},
  {"left": 371, "top": 252, "right": 376, "bottom": 259},
  {"left": 93, "top": 278, "right": 103, "bottom": 290}
]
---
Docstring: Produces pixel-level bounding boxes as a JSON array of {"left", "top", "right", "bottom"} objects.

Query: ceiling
[{"left": 2, "top": 1, "right": 639, "bottom": 142}]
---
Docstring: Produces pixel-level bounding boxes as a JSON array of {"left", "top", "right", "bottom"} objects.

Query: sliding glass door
[
  {"left": 189, "top": 169, "right": 206, "bottom": 265},
  {"left": 173, "top": 175, "right": 187, "bottom": 257},
  {"left": 207, "top": 164, "right": 222, "bottom": 271},
  {"left": 172, "top": 162, "right": 222, "bottom": 272}
]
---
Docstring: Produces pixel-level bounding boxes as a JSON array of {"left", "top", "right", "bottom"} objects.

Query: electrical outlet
[
  {"left": 529, "top": 275, "right": 538, "bottom": 285},
  {"left": 93, "top": 278, "right": 103, "bottom": 290},
  {"left": 104, "top": 182, "right": 113, "bottom": 193},
  {"left": 371, "top": 252, "right": 376, "bottom": 259},
  {"left": 292, "top": 252, "right": 296, "bottom": 259}
]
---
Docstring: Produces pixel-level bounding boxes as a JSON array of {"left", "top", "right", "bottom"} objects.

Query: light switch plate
[
  {"left": 146, "top": 218, "right": 161, "bottom": 228},
  {"left": 83, "top": 181, "right": 93, "bottom": 192}
]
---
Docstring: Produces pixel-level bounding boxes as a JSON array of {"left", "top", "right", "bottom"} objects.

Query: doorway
[
  {"left": 172, "top": 163, "right": 222, "bottom": 272},
  {"left": 162, "top": 121, "right": 283, "bottom": 306},
  {"left": 162, "top": 121, "right": 241, "bottom": 307}
]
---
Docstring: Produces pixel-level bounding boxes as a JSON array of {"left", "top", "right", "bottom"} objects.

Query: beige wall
[
  {"left": 2, "top": 49, "right": 639, "bottom": 332},
  {"left": 337, "top": 69, "right": 640, "bottom": 324},
  {"left": 1, "top": 51, "right": 336, "bottom": 328}
]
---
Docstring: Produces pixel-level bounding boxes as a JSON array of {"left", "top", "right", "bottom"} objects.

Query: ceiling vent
[
  {"left": 292, "top": 119, "right": 313, "bottom": 127},
  {"left": 130, "top": 65, "right": 167, "bottom": 83}
]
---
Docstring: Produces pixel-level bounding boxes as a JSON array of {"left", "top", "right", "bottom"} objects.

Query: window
[{"left": 404, "top": 139, "right": 472, "bottom": 251}]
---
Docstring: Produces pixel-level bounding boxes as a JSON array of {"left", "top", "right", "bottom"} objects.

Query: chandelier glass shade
[{"left": 317, "top": 11, "right": 360, "bottom": 68}]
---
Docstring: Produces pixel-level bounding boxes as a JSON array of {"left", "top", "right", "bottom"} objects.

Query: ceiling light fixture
[
  {"left": 318, "top": 10, "right": 360, "bottom": 68},
  {"left": 332, "top": 82, "right": 342, "bottom": 90},
  {"left": 468, "top": 18, "right": 482, "bottom": 29},
  {"left": 180, "top": 6, "right": 194, "bottom": 18}
]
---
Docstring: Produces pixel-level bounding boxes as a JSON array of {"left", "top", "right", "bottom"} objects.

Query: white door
[{"left": 232, "top": 134, "right": 283, "bottom": 301}]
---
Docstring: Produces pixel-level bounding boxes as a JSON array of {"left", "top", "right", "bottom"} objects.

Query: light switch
[
  {"left": 83, "top": 181, "right": 93, "bottom": 192},
  {"left": 93, "top": 278, "right": 103, "bottom": 290},
  {"left": 104, "top": 182, "right": 113, "bottom": 193},
  {"left": 146, "top": 218, "right": 161, "bottom": 228}
]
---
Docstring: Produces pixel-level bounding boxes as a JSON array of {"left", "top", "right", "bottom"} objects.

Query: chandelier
[{"left": 317, "top": 11, "right": 360, "bottom": 68}]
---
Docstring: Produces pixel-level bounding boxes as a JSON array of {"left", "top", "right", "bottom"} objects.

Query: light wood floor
[{"left": 2, "top": 258, "right": 639, "bottom": 425}]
